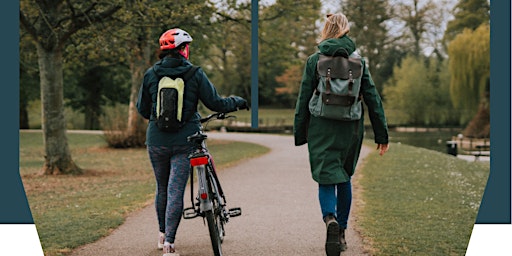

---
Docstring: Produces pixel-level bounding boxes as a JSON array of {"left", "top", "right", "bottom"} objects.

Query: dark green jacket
[
  {"left": 136, "top": 56, "right": 241, "bottom": 146},
  {"left": 293, "top": 36, "right": 388, "bottom": 184}
]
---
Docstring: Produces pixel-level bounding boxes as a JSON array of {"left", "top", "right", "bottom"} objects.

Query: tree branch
[
  {"left": 19, "top": 10, "right": 39, "bottom": 40},
  {"left": 59, "top": 4, "right": 122, "bottom": 48}
]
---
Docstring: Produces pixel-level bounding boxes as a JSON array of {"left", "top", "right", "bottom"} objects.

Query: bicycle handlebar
[
  {"left": 200, "top": 113, "right": 231, "bottom": 123},
  {"left": 200, "top": 107, "right": 248, "bottom": 124},
  {"left": 200, "top": 107, "right": 246, "bottom": 123}
]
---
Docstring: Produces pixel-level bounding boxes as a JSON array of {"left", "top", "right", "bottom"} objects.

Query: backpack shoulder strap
[
  {"left": 183, "top": 66, "right": 199, "bottom": 82},
  {"left": 152, "top": 66, "right": 163, "bottom": 82}
]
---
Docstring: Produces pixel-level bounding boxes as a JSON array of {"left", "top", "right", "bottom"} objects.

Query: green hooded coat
[{"left": 294, "top": 36, "right": 389, "bottom": 185}]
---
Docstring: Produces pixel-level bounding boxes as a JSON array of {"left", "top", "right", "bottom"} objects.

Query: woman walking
[
  {"left": 137, "top": 28, "right": 247, "bottom": 256},
  {"left": 294, "top": 13, "right": 389, "bottom": 256}
]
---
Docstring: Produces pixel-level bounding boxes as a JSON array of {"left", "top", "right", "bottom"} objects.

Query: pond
[{"left": 365, "top": 128, "right": 460, "bottom": 154}]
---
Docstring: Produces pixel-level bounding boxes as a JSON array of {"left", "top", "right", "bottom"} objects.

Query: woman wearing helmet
[{"left": 137, "top": 28, "right": 248, "bottom": 256}]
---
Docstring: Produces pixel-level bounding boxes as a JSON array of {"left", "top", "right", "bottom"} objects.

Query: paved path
[{"left": 71, "top": 132, "right": 372, "bottom": 256}]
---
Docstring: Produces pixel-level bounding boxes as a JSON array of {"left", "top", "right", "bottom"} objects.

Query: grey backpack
[{"left": 309, "top": 51, "right": 363, "bottom": 121}]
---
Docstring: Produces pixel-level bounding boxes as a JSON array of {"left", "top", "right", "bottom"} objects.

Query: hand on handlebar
[
  {"left": 231, "top": 96, "right": 249, "bottom": 111},
  {"left": 237, "top": 103, "right": 250, "bottom": 111}
]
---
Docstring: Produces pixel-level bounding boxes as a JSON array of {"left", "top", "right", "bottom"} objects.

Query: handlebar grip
[{"left": 237, "top": 105, "right": 250, "bottom": 111}]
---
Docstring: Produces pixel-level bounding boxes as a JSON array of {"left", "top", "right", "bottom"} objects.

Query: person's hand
[
  {"left": 231, "top": 96, "right": 249, "bottom": 110},
  {"left": 377, "top": 144, "right": 389, "bottom": 156}
]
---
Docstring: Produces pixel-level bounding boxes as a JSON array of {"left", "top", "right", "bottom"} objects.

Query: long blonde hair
[{"left": 320, "top": 13, "right": 350, "bottom": 42}]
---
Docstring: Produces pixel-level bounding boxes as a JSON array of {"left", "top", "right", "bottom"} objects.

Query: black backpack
[{"left": 152, "top": 66, "right": 199, "bottom": 132}]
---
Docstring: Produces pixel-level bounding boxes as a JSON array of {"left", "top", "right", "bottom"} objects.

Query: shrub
[{"left": 101, "top": 104, "right": 146, "bottom": 148}]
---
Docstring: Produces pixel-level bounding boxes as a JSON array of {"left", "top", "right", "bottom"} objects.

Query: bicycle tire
[
  {"left": 205, "top": 209, "right": 223, "bottom": 256},
  {"left": 207, "top": 165, "right": 226, "bottom": 242}
]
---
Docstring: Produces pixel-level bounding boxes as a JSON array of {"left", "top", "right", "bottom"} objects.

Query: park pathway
[{"left": 71, "top": 132, "right": 372, "bottom": 256}]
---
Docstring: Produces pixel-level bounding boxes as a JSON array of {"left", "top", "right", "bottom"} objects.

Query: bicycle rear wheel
[
  {"left": 208, "top": 169, "right": 226, "bottom": 242},
  {"left": 205, "top": 209, "right": 222, "bottom": 256}
]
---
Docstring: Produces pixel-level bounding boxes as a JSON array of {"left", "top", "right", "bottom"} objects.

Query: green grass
[
  {"left": 19, "top": 131, "right": 269, "bottom": 255},
  {"left": 357, "top": 142, "right": 490, "bottom": 256}
]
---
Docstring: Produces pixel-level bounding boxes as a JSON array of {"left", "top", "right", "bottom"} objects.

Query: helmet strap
[{"left": 179, "top": 44, "right": 190, "bottom": 59}]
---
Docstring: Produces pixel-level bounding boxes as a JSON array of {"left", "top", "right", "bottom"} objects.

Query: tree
[
  {"left": 383, "top": 55, "right": 456, "bottom": 126},
  {"left": 444, "top": 0, "right": 490, "bottom": 43},
  {"left": 112, "top": 1, "right": 214, "bottom": 142},
  {"left": 60, "top": 21, "right": 132, "bottom": 130},
  {"left": 443, "top": 0, "right": 490, "bottom": 137},
  {"left": 197, "top": 0, "right": 252, "bottom": 99},
  {"left": 394, "top": 0, "right": 447, "bottom": 57},
  {"left": 341, "top": 0, "right": 391, "bottom": 93},
  {"left": 19, "top": 30, "right": 40, "bottom": 129},
  {"left": 205, "top": 0, "right": 321, "bottom": 106},
  {"left": 64, "top": 64, "right": 130, "bottom": 130},
  {"left": 259, "top": 0, "right": 321, "bottom": 105},
  {"left": 20, "top": 0, "right": 122, "bottom": 175},
  {"left": 447, "top": 24, "right": 489, "bottom": 133}
]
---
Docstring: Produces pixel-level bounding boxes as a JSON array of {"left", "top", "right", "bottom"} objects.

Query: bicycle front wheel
[{"left": 205, "top": 209, "right": 223, "bottom": 256}]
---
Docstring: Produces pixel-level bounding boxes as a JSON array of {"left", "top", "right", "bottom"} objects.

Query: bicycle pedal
[
  {"left": 183, "top": 207, "right": 199, "bottom": 219},
  {"left": 228, "top": 207, "right": 242, "bottom": 217}
]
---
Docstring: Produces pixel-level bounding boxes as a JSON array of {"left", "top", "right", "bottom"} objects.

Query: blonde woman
[{"left": 294, "top": 13, "right": 389, "bottom": 256}]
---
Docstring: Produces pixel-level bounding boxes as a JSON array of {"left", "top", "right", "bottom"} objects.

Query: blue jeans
[{"left": 318, "top": 181, "right": 352, "bottom": 229}]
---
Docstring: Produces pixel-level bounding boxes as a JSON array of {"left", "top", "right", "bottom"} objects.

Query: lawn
[
  {"left": 19, "top": 131, "right": 270, "bottom": 256},
  {"left": 357, "top": 142, "right": 490, "bottom": 256}
]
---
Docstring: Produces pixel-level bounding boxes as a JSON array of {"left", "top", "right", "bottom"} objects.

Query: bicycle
[{"left": 182, "top": 111, "right": 243, "bottom": 256}]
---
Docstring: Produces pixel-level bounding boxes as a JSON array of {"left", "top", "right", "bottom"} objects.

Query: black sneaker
[{"left": 324, "top": 216, "right": 341, "bottom": 256}]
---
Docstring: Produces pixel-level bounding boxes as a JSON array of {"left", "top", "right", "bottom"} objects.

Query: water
[{"left": 366, "top": 129, "right": 458, "bottom": 154}]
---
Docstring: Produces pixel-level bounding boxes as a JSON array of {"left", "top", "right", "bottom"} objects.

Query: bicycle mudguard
[{"left": 196, "top": 165, "right": 213, "bottom": 212}]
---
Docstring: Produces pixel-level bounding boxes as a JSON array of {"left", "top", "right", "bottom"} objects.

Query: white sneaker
[
  {"left": 158, "top": 232, "right": 165, "bottom": 249},
  {"left": 163, "top": 241, "right": 180, "bottom": 256}
]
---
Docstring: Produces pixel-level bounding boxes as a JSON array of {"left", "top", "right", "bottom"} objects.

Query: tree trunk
[
  {"left": 19, "top": 99, "right": 30, "bottom": 129},
  {"left": 84, "top": 107, "right": 100, "bottom": 130},
  {"left": 37, "top": 45, "right": 82, "bottom": 175},
  {"left": 127, "top": 42, "right": 151, "bottom": 136}
]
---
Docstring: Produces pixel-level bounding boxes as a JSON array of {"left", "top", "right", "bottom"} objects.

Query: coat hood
[
  {"left": 317, "top": 35, "right": 356, "bottom": 56},
  {"left": 152, "top": 56, "right": 193, "bottom": 77}
]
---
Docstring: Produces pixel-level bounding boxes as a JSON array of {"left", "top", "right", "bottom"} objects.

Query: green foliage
[
  {"left": 203, "top": 0, "right": 322, "bottom": 106},
  {"left": 383, "top": 55, "right": 459, "bottom": 126},
  {"left": 447, "top": 24, "right": 490, "bottom": 123},
  {"left": 20, "top": 0, "right": 123, "bottom": 50},
  {"left": 64, "top": 64, "right": 131, "bottom": 129},
  {"left": 21, "top": 0, "right": 479, "bottom": 131},
  {"left": 444, "top": 0, "right": 490, "bottom": 43},
  {"left": 359, "top": 142, "right": 489, "bottom": 255},
  {"left": 341, "top": 0, "right": 392, "bottom": 91}
]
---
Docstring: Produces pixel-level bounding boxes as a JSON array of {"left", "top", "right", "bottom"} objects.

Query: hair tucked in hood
[{"left": 318, "top": 35, "right": 356, "bottom": 57}]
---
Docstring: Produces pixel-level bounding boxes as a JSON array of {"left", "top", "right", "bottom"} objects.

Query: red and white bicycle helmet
[{"left": 159, "top": 28, "right": 193, "bottom": 59}]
